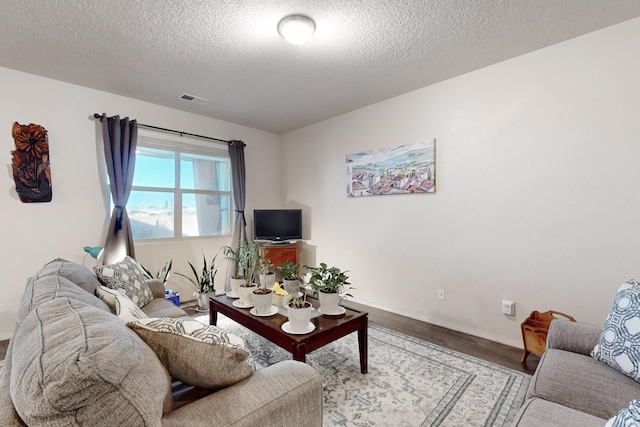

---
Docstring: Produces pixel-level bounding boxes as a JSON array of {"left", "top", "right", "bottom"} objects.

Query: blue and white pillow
[
  {"left": 96, "top": 285, "right": 148, "bottom": 323},
  {"left": 94, "top": 256, "right": 153, "bottom": 308},
  {"left": 605, "top": 400, "right": 640, "bottom": 427},
  {"left": 591, "top": 279, "right": 640, "bottom": 382}
]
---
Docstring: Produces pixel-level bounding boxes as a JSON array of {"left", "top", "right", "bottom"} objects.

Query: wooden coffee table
[{"left": 209, "top": 292, "right": 368, "bottom": 374}]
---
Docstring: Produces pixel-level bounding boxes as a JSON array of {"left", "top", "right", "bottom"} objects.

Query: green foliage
[
  {"left": 223, "top": 241, "right": 261, "bottom": 284},
  {"left": 140, "top": 260, "right": 172, "bottom": 285},
  {"left": 289, "top": 292, "right": 308, "bottom": 309},
  {"left": 176, "top": 254, "right": 217, "bottom": 293},
  {"left": 278, "top": 260, "right": 301, "bottom": 281},
  {"left": 305, "top": 263, "right": 353, "bottom": 299}
]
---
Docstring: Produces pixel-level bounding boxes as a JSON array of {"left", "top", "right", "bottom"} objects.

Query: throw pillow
[
  {"left": 591, "top": 279, "right": 640, "bottom": 382},
  {"left": 605, "top": 400, "right": 640, "bottom": 427},
  {"left": 94, "top": 256, "right": 153, "bottom": 308},
  {"left": 128, "top": 317, "right": 256, "bottom": 390},
  {"left": 96, "top": 285, "right": 148, "bottom": 323}
]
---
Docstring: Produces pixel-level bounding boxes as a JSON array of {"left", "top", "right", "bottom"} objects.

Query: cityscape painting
[{"left": 346, "top": 140, "right": 436, "bottom": 197}]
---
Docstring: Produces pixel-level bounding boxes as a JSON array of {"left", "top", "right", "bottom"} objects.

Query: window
[{"left": 108, "top": 130, "right": 232, "bottom": 240}]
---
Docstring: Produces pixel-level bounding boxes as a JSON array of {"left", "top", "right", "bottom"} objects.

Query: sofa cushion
[
  {"left": 128, "top": 317, "right": 255, "bottom": 390},
  {"left": 528, "top": 348, "right": 640, "bottom": 419},
  {"left": 10, "top": 297, "right": 171, "bottom": 426},
  {"left": 35, "top": 258, "right": 103, "bottom": 296},
  {"left": 94, "top": 256, "right": 153, "bottom": 307},
  {"left": 16, "top": 273, "right": 110, "bottom": 326},
  {"left": 511, "top": 398, "right": 606, "bottom": 427},
  {"left": 96, "top": 285, "right": 149, "bottom": 322},
  {"left": 140, "top": 297, "right": 189, "bottom": 318},
  {"left": 591, "top": 279, "right": 640, "bottom": 382}
]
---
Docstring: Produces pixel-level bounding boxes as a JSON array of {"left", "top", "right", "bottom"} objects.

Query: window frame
[{"left": 106, "top": 129, "right": 233, "bottom": 241}]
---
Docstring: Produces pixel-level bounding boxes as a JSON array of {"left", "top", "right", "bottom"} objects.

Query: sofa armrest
[
  {"left": 546, "top": 320, "right": 601, "bottom": 355},
  {"left": 161, "top": 361, "right": 322, "bottom": 427},
  {"left": 146, "top": 279, "right": 166, "bottom": 299}
]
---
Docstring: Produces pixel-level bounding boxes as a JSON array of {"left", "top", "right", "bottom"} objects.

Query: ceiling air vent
[{"left": 179, "top": 93, "right": 209, "bottom": 105}]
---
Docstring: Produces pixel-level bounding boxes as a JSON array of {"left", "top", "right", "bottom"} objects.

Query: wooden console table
[{"left": 263, "top": 244, "right": 298, "bottom": 268}]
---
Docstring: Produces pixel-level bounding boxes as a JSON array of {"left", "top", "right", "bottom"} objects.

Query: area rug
[{"left": 196, "top": 314, "right": 530, "bottom": 426}]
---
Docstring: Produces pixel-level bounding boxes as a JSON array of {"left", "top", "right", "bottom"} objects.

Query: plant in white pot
[
  {"left": 285, "top": 294, "right": 314, "bottom": 334},
  {"left": 222, "top": 244, "right": 245, "bottom": 298},
  {"left": 278, "top": 260, "right": 302, "bottom": 298},
  {"left": 236, "top": 241, "right": 260, "bottom": 307},
  {"left": 252, "top": 246, "right": 275, "bottom": 315},
  {"left": 305, "top": 263, "right": 353, "bottom": 315},
  {"left": 257, "top": 247, "right": 276, "bottom": 289},
  {"left": 176, "top": 254, "right": 218, "bottom": 312}
]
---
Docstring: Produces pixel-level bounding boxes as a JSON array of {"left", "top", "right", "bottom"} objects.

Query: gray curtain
[
  {"left": 225, "top": 140, "right": 247, "bottom": 291},
  {"left": 100, "top": 114, "right": 138, "bottom": 264}
]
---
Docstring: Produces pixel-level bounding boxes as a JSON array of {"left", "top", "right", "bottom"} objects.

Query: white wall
[
  {"left": 283, "top": 18, "right": 640, "bottom": 347},
  {"left": 0, "top": 67, "right": 283, "bottom": 339}
]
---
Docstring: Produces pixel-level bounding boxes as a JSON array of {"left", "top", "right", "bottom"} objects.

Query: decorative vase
[
  {"left": 259, "top": 272, "right": 276, "bottom": 289},
  {"left": 287, "top": 301, "right": 312, "bottom": 333},
  {"left": 318, "top": 291, "right": 341, "bottom": 315},
  {"left": 252, "top": 289, "right": 273, "bottom": 315},
  {"left": 238, "top": 284, "right": 256, "bottom": 307},
  {"left": 230, "top": 277, "right": 245, "bottom": 297},
  {"left": 283, "top": 278, "right": 301, "bottom": 298}
]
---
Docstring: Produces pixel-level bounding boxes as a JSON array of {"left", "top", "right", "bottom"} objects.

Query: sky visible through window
[{"left": 118, "top": 149, "right": 230, "bottom": 239}]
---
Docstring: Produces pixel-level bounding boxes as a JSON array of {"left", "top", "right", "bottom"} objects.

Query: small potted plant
[
  {"left": 176, "top": 254, "right": 217, "bottom": 312},
  {"left": 286, "top": 293, "right": 313, "bottom": 334},
  {"left": 223, "top": 244, "right": 245, "bottom": 298},
  {"left": 305, "top": 263, "right": 353, "bottom": 315},
  {"left": 238, "top": 241, "right": 260, "bottom": 307},
  {"left": 257, "top": 247, "right": 276, "bottom": 289},
  {"left": 279, "top": 260, "right": 302, "bottom": 298}
]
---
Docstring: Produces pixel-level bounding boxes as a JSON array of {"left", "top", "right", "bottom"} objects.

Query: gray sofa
[
  {"left": 0, "top": 259, "right": 322, "bottom": 426},
  {"left": 511, "top": 320, "right": 640, "bottom": 426}
]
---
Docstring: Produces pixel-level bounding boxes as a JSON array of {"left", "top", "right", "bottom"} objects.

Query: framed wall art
[{"left": 346, "top": 139, "right": 435, "bottom": 197}]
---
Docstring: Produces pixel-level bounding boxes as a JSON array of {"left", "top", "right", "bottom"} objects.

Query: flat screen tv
[{"left": 253, "top": 209, "right": 302, "bottom": 242}]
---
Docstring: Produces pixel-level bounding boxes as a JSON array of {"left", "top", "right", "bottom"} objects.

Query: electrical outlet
[
  {"left": 437, "top": 289, "right": 445, "bottom": 300},
  {"left": 502, "top": 300, "right": 515, "bottom": 316}
]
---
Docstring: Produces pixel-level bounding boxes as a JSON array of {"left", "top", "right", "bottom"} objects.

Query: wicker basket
[{"left": 520, "top": 310, "right": 576, "bottom": 363}]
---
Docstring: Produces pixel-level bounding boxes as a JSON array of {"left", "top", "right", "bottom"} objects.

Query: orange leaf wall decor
[{"left": 11, "top": 122, "right": 52, "bottom": 203}]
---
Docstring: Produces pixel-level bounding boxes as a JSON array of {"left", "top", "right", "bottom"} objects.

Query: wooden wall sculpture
[{"left": 11, "top": 122, "right": 52, "bottom": 203}]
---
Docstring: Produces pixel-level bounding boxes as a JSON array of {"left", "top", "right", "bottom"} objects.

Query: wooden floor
[{"left": 0, "top": 300, "right": 539, "bottom": 375}]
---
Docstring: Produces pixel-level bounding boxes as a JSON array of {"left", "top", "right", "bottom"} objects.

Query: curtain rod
[{"left": 93, "top": 113, "right": 232, "bottom": 144}]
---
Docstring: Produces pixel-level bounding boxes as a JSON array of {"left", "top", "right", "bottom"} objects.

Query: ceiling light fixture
[{"left": 277, "top": 15, "right": 315, "bottom": 46}]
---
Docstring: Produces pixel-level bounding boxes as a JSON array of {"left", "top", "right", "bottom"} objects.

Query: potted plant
[
  {"left": 305, "top": 263, "right": 353, "bottom": 315},
  {"left": 223, "top": 244, "right": 245, "bottom": 298},
  {"left": 176, "top": 254, "right": 217, "bottom": 312},
  {"left": 286, "top": 293, "right": 313, "bottom": 334},
  {"left": 234, "top": 241, "right": 261, "bottom": 307},
  {"left": 279, "top": 260, "right": 302, "bottom": 298},
  {"left": 258, "top": 247, "right": 276, "bottom": 289},
  {"left": 139, "top": 260, "right": 172, "bottom": 285}
]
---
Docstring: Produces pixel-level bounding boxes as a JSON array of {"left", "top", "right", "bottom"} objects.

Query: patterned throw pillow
[
  {"left": 94, "top": 256, "right": 153, "bottom": 308},
  {"left": 605, "top": 400, "right": 640, "bottom": 427},
  {"left": 591, "top": 279, "right": 640, "bottom": 382},
  {"left": 96, "top": 285, "right": 148, "bottom": 323},
  {"left": 128, "top": 317, "right": 256, "bottom": 390}
]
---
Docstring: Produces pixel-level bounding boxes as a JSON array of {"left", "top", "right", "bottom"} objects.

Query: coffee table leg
[
  {"left": 358, "top": 318, "right": 368, "bottom": 374},
  {"left": 292, "top": 343, "right": 306, "bottom": 364},
  {"left": 209, "top": 307, "right": 218, "bottom": 326}
]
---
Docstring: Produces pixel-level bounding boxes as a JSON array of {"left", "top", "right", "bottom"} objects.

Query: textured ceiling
[{"left": 1, "top": 1, "right": 639, "bottom": 134}]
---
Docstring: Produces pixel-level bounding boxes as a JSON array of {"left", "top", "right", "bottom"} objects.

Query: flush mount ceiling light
[{"left": 277, "top": 15, "right": 315, "bottom": 46}]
